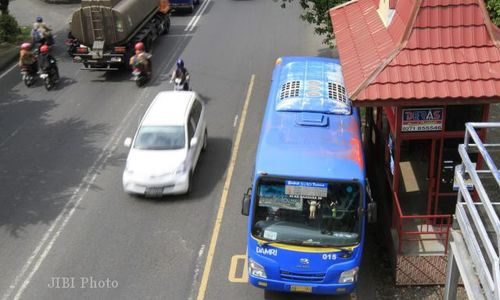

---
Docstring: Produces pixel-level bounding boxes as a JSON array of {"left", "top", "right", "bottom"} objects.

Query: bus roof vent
[
  {"left": 328, "top": 82, "right": 348, "bottom": 104},
  {"left": 296, "top": 112, "right": 328, "bottom": 127},
  {"left": 279, "top": 81, "right": 300, "bottom": 100}
]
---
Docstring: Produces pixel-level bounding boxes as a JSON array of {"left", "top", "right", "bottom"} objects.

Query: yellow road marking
[
  {"left": 228, "top": 254, "right": 248, "bottom": 283},
  {"left": 196, "top": 74, "right": 256, "bottom": 300}
]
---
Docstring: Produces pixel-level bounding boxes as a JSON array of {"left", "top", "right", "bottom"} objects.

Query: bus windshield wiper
[
  {"left": 337, "top": 247, "right": 353, "bottom": 254},
  {"left": 257, "top": 239, "right": 275, "bottom": 246}
]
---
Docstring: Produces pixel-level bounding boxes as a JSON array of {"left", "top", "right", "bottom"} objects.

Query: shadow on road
[{"left": 0, "top": 92, "right": 108, "bottom": 236}]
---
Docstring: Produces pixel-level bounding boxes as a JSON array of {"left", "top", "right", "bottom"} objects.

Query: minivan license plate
[
  {"left": 145, "top": 187, "right": 163, "bottom": 196},
  {"left": 290, "top": 285, "right": 312, "bottom": 293}
]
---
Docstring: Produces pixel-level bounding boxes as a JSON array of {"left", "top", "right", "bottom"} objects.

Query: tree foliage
[
  {"left": 0, "top": 0, "right": 9, "bottom": 15},
  {"left": 487, "top": 0, "right": 500, "bottom": 26},
  {"left": 0, "top": 13, "right": 20, "bottom": 43},
  {"left": 282, "top": 0, "right": 500, "bottom": 48},
  {"left": 278, "top": 0, "right": 348, "bottom": 47}
]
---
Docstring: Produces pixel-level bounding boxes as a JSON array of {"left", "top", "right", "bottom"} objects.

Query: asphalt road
[
  {"left": 3, "top": 0, "right": 484, "bottom": 299},
  {"left": 0, "top": 0, "right": 344, "bottom": 300}
]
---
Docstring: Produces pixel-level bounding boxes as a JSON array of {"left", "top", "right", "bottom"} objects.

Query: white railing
[{"left": 449, "top": 122, "right": 500, "bottom": 300}]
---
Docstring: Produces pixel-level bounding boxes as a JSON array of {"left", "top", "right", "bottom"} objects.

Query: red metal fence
[{"left": 393, "top": 191, "right": 452, "bottom": 254}]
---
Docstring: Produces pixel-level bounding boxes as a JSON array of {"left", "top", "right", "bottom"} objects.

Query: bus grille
[{"left": 280, "top": 270, "right": 325, "bottom": 282}]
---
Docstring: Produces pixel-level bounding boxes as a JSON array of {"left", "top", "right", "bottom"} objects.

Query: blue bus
[{"left": 241, "top": 56, "right": 377, "bottom": 295}]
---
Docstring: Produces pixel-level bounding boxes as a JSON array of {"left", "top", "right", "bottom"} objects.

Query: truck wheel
[
  {"left": 162, "top": 16, "right": 170, "bottom": 35},
  {"left": 144, "top": 36, "right": 153, "bottom": 52}
]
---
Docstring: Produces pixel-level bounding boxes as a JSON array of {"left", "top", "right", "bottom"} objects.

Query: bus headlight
[
  {"left": 249, "top": 259, "right": 267, "bottom": 279},
  {"left": 339, "top": 267, "right": 359, "bottom": 283}
]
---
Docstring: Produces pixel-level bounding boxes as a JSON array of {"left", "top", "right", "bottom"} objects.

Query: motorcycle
[
  {"left": 131, "top": 67, "right": 150, "bottom": 87},
  {"left": 20, "top": 64, "right": 37, "bottom": 87},
  {"left": 40, "top": 59, "right": 59, "bottom": 91},
  {"left": 131, "top": 55, "right": 152, "bottom": 87},
  {"left": 172, "top": 75, "right": 190, "bottom": 91},
  {"left": 64, "top": 38, "right": 79, "bottom": 56}
]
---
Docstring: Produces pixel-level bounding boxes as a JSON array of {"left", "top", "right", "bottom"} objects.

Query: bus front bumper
[{"left": 249, "top": 275, "right": 356, "bottom": 295}]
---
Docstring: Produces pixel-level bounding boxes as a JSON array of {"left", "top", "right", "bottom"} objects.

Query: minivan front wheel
[
  {"left": 185, "top": 171, "right": 193, "bottom": 195},
  {"left": 202, "top": 129, "right": 208, "bottom": 151}
]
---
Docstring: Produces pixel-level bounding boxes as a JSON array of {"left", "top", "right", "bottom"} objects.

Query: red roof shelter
[
  {"left": 331, "top": 0, "right": 500, "bottom": 104},
  {"left": 330, "top": 0, "right": 500, "bottom": 285}
]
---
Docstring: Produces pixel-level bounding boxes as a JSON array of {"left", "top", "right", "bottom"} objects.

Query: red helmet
[
  {"left": 135, "top": 42, "right": 145, "bottom": 51},
  {"left": 21, "top": 42, "right": 31, "bottom": 50},
  {"left": 40, "top": 44, "right": 49, "bottom": 54}
]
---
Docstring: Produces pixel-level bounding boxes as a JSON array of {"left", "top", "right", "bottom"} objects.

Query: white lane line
[
  {"left": 185, "top": 0, "right": 211, "bottom": 32},
  {"left": 0, "top": 64, "right": 17, "bottom": 80},
  {"left": 185, "top": 12, "right": 198, "bottom": 32},
  {"left": 166, "top": 34, "right": 195, "bottom": 37},
  {"left": 0, "top": 128, "right": 20, "bottom": 148},
  {"left": 2, "top": 89, "right": 151, "bottom": 300},
  {"left": 188, "top": 244, "right": 206, "bottom": 300},
  {"left": 233, "top": 115, "right": 239, "bottom": 128},
  {"left": 189, "top": 0, "right": 211, "bottom": 32}
]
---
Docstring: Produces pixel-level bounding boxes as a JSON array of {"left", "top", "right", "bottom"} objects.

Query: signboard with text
[{"left": 402, "top": 108, "right": 443, "bottom": 132}]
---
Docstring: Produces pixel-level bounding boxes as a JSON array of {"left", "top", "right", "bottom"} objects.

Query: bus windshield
[{"left": 251, "top": 178, "right": 361, "bottom": 247}]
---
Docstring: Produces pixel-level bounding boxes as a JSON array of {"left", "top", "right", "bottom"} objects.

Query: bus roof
[
  {"left": 274, "top": 56, "right": 351, "bottom": 115},
  {"left": 255, "top": 56, "right": 365, "bottom": 181}
]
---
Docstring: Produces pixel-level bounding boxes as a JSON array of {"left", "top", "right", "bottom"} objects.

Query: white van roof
[{"left": 142, "top": 91, "right": 196, "bottom": 126}]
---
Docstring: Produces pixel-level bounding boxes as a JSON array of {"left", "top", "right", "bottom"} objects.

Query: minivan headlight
[
  {"left": 249, "top": 259, "right": 267, "bottom": 279},
  {"left": 125, "top": 162, "right": 134, "bottom": 175},
  {"left": 339, "top": 267, "right": 359, "bottom": 283}
]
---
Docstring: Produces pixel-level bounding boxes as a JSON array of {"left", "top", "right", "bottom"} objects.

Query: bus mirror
[
  {"left": 367, "top": 202, "right": 377, "bottom": 223},
  {"left": 241, "top": 187, "right": 251, "bottom": 216}
]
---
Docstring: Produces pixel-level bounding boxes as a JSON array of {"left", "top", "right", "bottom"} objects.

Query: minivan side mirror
[
  {"left": 190, "top": 137, "right": 198, "bottom": 148},
  {"left": 124, "top": 137, "right": 132, "bottom": 148},
  {"left": 241, "top": 187, "right": 251, "bottom": 216}
]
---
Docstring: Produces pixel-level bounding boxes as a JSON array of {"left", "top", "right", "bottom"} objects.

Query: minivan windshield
[
  {"left": 251, "top": 178, "right": 362, "bottom": 247},
  {"left": 134, "top": 126, "right": 185, "bottom": 150}
]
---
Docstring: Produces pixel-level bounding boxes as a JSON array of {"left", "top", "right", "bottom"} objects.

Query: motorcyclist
[
  {"left": 32, "top": 16, "right": 54, "bottom": 46},
  {"left": 18, "top": 42, "right": 38, "bottom": 74},
  {"left": 170, "top": 59, "right": 189, "bottom": 91},
  {"left": 38, "top": 44, "right": 59, "bottom": 81},
  {"left": 129, "top": 42, "right": 151, "bottom": 76}
]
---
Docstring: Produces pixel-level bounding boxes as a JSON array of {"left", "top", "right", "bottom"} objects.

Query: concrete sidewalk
[{"left": 0, "top": 0, "right": 79, "bottom": 72}]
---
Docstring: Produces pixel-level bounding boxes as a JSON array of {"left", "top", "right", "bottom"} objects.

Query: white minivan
[{"left": 123, "top": 91, "right": 207, "bottom": 196}]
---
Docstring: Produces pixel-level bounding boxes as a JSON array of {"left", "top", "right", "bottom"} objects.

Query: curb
[{"left": 0, "top": 45, "right": 19, "bottom": 73}]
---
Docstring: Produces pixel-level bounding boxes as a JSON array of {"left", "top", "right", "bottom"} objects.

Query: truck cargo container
[{"left": 70, "top": 0, "right": 170, "bottom": 70}]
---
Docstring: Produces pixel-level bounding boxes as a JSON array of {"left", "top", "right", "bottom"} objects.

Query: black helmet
[{"left": 36, "top": 16, "right": 43, "bottom": 23}]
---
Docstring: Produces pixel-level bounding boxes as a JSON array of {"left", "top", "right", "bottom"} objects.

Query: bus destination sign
[{"left": 285, "top": 180, "right": 328, "bottom": 198}]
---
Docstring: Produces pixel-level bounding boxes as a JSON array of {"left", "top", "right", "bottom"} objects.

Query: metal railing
[
  {"left": 445, "top": 122, "right": 500, "bottom": 300},
  {"left": 392, "top": 190, "right": 452, "bottom": 254}
]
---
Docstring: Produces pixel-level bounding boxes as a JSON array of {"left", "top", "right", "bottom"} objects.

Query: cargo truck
[{"left": 69, "top": 0, "right": 170, "bottom": 70}]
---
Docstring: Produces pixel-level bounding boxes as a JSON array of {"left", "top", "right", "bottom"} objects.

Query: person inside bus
[{"left": 321, "top": 197, "right": 339, "bottom": 235}]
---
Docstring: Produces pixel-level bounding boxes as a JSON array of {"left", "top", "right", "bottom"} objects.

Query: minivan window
[
  {"left": 134, "top": 126, "right": 185, "bottom": 150},
  {"left": 192, "top": 99, "right": 202, "bottom": 125}
]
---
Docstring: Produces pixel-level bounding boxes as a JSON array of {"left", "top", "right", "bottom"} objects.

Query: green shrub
[
  {"left": 0, "top": 13, "right": 20, "bottom": 43},
  {"left": 487, "top": 0, "right": 500, "bottom": 26}
]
